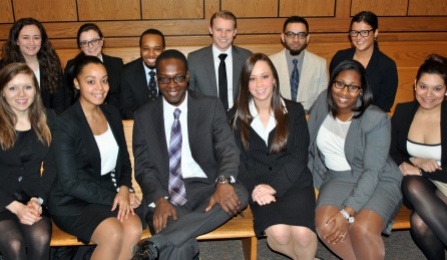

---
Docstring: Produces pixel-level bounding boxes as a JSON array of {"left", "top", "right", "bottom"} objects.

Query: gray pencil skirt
[{"left": 316, "top": 170, "right": 402, "bottom": 235}]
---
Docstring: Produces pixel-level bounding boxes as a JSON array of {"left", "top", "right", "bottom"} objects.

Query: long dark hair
[
  {"left": 1, "top": 17, "right": 63, "bottom": 94},
  {"left": 0, "top": 63, "right": 51, "bottom": 150},
  {"left": 327, "top": 60, "right": 373, "bottom": 118},
  {"left": 232, "top": 53, "right": 288, "bottom": 153}
]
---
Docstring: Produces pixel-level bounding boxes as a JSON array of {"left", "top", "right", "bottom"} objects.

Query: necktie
[
  {"left": 168, "top": 109, "right": 187, "bottom": 206},
  {"left": 290, "top": 59, "right": 299, "bottom": 101},
  {"left": 218, "top": 54, "right": 229, "bottom": 110},
  {"left": 148, "top": 70, "right": 158, "bottom": 101}
]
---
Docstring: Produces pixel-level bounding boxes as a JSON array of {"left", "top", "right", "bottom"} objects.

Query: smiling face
[
  {"left": 415, "top": 73, "right": 446, "bottom": 111},
  {"left": 209, "top": 17, "right": 237, "bottom": 52},
  {"left": 74, "top": 63, "right": 109, "bottom": 107},
  {"left": 331, "top": 69, "right": 362, "bottom": 114},
  {"left": 3, "top": 73, "right": 36, "bottom": 115},
  {"left": 248, "top": 60, "right": 275, "bottom": 104},
  {"left": 17, "top": 25, "right": 42, "bottom": 58},
  {"left": 79, "top": 29, "right": 103, "bottom": 57},
  {"left": 157, "top": 58, "right": 189, "bottom": 106},
  {"left": 350, "top": 21, "right": 377, "bottom": 52},
  {"left": 140, "top": 34, "right": 164, "bottom": 68},
  {"left": 281, "top": 22, "right": 309, "bottom": 56}
]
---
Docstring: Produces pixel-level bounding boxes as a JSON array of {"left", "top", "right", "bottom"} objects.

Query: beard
[{"left": 286, "top": 42, "right": 308, "bottom": 56}]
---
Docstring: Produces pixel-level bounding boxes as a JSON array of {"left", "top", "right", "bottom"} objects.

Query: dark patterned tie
[
  {"left": 168, "top": 109, "right": 187, "bottom": 206},
  {"left": 290, "top": 59, "right": 299, "bottom": 101},
  {"left": 148, "top": 70, "right": 158, "bottom": 101},
  {"left": 218, "top": 54, "right": 229, "bottom": 110}
]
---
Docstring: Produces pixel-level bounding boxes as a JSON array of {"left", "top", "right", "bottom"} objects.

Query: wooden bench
[{"left": 50, "top": 41, "right": 442, "bottom": 257}]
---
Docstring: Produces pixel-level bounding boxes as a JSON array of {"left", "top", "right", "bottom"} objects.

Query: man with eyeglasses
[
  {"left": 270, "top": 16, "right": 328, "bottom": 112},
  {"left": 120, "top": 28, "right": 165, "bottom": 119},
  {"left": 131, "top": 49, "right": 248, "bottom": 260},
  {"left": 187, "top": 10, "right": 252, "bottom": 111}
]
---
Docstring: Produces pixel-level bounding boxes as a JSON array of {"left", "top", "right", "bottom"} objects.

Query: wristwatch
[
  {"left": 217, "top": 176, "right": 231, "bottom": 184},
  {"left": 340, "top": 209, "right": 355, "bottom": 223}
]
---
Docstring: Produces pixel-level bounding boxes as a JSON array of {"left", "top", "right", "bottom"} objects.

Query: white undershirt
[
  {"left": 34, "top": 69, "right": 41, "bottom": 88},
  {"left": 407, "top": 140, "right": 441, "bottom": 165},
  {"left": 163, "top": 94, "right": 207, "bottom": 179},
  {"left": 316, "top": 115, "right": 352, "bottom": 171},
  {"left": 248, "top": 99, "right": 276, "bottom": 146},
  {"left": 94, "top": 124, "right": 119, "bottom": 175}
]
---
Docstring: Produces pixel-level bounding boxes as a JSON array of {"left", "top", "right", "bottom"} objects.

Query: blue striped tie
[
  {"left": 290, "top": 59, "right": 299, "bottom": 101},
  {"left": 168, "top": 108, "right": 187, "bottom": 206}
]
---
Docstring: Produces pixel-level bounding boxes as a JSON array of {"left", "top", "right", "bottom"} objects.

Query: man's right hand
[{"left": 153, "top": 198, "right": 178, "bottom": 233}]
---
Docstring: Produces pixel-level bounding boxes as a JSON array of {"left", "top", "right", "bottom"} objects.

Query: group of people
[{"left": 0, "top": 7, "right": 445, "bottom": 260}]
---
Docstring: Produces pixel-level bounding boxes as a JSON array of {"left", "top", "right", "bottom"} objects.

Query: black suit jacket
[
  {"left": 329, "top": 47, "right": 398, "bottom": 112},
  {"left": 0, "top": 109, "right": 56, "bottom": 210},
  {"left": 48, "top": 101, "right": 133, "bottom": 216},
  {"left": 390, "top": 101, "right": 447, "bottom": 182},
  {"left": 64, "top": 53, "right": 123, "bottom": 110},
  {"left": 133, "top": 90, "right": 240, "bottom": 205},
  {"left": 120, "top": 57, "right": 155, "bottom": 119}
]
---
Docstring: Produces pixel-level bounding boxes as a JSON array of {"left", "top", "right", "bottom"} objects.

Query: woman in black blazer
[
  {"left": 64, "top": 23, "right": 123, "bottom": 111},
  {"left": 329, "top": 11, "right": 398, "bottom": 112},
  {"left": 232, "top": 53, "right": 317, "bottom": 260},
  {"left": 49, "top": 56, "right": 141, "bottom": 260},
  {"left": 0, "top": 63, "right": 56, "bottom": 259},
  {"left": 0, "top": 18, "right": 70, "bottom": 114},
  {"left": 390, "top": 54, "right": 447, "bottom": 259}
]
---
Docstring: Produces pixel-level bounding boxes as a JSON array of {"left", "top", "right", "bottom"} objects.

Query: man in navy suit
[
  {"left": 187, "top": 10, "right": 252, "bottom": 111},
  {"left": 120, "top": 29, "right": 165, "bottom": 119},
  {"left": 131, "top": 50, "right": 248, "bottom": 260}
]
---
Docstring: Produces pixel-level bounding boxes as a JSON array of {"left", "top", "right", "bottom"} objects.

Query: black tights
[
  {"left": 402, "top": 175, "right": 447, "bottom": 260},
  {"left": 0, "top": 215, "right": 51, "bottom": 260}
]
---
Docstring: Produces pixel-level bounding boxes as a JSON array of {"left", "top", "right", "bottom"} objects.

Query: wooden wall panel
[
  {"left": 0, "top": 0, "right": 14, "bottom": 23},
  {"left": 142, "top": 0, "right": 204, "bottom": 19},
  {"left": 13, "top": 0, "right": 77, "bottom": 21},
  {"left": 408, "top": 0, "right": 447, "bottom": 16},
  {"left": 279, "top": 0, "right": 335, "bottom": 17},
  {"left": 351, "top": 0, "right": 408, "bottom": 16},
  {"left": 223, "top": 0, "right": 277, "bottom": 17},
  {"left": 77, "top": 0, "right": 140, "bottom": 21}
]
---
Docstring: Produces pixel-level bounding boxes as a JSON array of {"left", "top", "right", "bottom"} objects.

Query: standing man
[
  {"left": 131, "top": 50, "right": 248, "bottom": 260},
  {"left": 270, "top": 16, "right": 328, "bottom": 112},
  {"left": 120, "top": 28, "right": 165, "bottom": 119},
  {"left": 188, "top": 10, "right": 252, "bottom": 111}
]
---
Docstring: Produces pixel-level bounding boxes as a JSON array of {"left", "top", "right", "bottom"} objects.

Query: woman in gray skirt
[{"left": 307, "top": 60, "right": 402, "bottom": 259}]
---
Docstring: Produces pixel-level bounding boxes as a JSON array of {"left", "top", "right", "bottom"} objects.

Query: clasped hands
[
  {"left": 400, "top": 157, "right": 441, "bottom": 176},
  {"left": 251, "top": 184, "right": 276, "bottom": 206},
  {"left": 323, "top": 210, "right": 353, "bottom": 244}
]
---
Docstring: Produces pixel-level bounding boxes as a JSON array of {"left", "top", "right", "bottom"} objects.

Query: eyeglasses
[
  {"left": 284, "top": 31, "right": 308, "bottom": 39},
  {"left": 158, "top": 75, "right": 187, "bottom": 84},
  {"left": 333, "top": 80, "right": 361, "bottom": 93},
  {"left": 349, "top": 29, "right": 374, "bottom": 37},
  {"left": 79, "top": 38, "right": 102, "bottom": 48}
]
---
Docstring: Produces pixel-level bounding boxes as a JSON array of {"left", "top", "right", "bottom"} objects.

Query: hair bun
[{"left": 425, "top": 54, "right": 447, "bottom": 65}]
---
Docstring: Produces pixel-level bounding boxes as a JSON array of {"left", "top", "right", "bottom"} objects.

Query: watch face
[{"left": 348, "top": 217, "right": 355, "bottom": 223}]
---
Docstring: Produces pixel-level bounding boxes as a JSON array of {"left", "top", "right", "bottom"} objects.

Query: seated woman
[
  {"left": 390, "top": 54, "right": 447, "bottom": 259},
  {"left": 308, "top": 60, "right": 402, "bottom": 259},
  {"left": 329, "top": 11, "right": 398, "bottom": 112},
  {"left": 64, "top": 23, "right": 123, "bottom": 108},
  {"left": 232, "top": 53, "right": 317, "bottom": 259},
  {"left": 0, "top": 18, "right": 70, "bottom": 114},
  {"left": 48, "top": 56, "right": 142, "bottom": 260},
  {"left": 0, "top": 63, "right": 56, "bottom": 259}
]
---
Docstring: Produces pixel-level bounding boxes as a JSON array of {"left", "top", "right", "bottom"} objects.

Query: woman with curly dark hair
[{"left": 1, "top": 17, "right": 70, "bottom": 114}]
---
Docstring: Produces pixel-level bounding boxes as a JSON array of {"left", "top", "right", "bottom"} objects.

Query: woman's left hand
[
  {"left": 129, "top": 192, "right": 141, "bottom": 209},
  {"left": 112, "top": 186, "right": 134, "bottom": 222},
  {"left": 324, "top": 212, "right": 350, "bottom": 244},
  {"left": 251, "top": 184, "right": 276, "bottom": 205}
]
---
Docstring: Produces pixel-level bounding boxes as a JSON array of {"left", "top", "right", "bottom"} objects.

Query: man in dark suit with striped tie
[{"left": 132, "top": 50, "right": 248, "bottom": 259}]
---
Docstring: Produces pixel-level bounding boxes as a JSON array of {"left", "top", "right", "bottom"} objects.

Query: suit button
[
  {"left": 269, "top": 167, "right": 272, "bottom": 170},
  {"left": 18, "top": 176, "right": 23, "bottom": 182}
]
